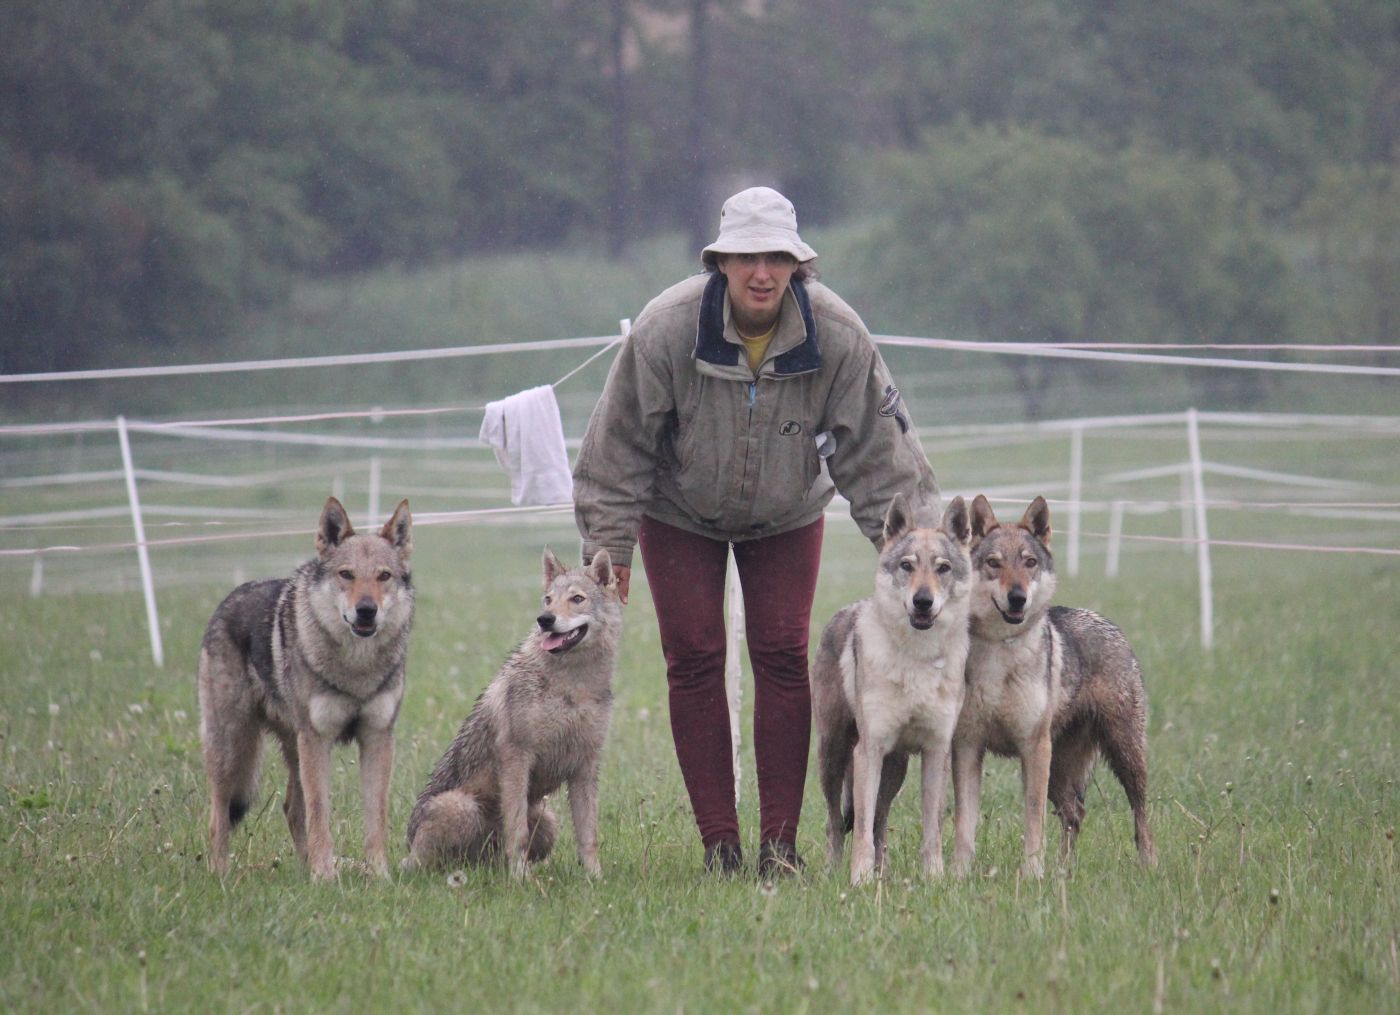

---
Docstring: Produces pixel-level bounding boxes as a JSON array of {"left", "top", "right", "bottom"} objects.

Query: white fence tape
[{"left": 5, "top": 326, "right": 1399, "bottom": 671}]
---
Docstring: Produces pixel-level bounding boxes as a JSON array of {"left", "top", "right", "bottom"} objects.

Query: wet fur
[
  {"left": 198, "top": 497, "right": 415, "bottom": 880},
  {"left": 811, "top": 495, "right": 972, "bottom": 885},
  {"left": 404, "top": 549, "right": 621, "bottom": 879},
  {"left": 951, "top": 495, "right": 1157, "bottom": 878}
]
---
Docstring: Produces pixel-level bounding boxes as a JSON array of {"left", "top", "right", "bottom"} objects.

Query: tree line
[{"left": 2, "top": 0, "right": 1397, "bottom": 380}]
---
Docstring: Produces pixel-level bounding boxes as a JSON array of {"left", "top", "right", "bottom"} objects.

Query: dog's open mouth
[
  {"left": 995, "top": 602, "right": 1025, "bottom": 625},
  {"left": 909, "top": 610, "right": 938, "bottom": 630},
  {"left": 542, "top": 625, "right": 587, "bottom": 654},
  {"left": 348, "top": 618, "right": 378, "bottom": 638}
]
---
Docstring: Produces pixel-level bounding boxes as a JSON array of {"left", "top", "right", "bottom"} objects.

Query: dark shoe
[
  {"left": 757, "top": 839, "right": 805, "bottom": 879},
  {"left": 703, "top": 840, "right": 743, "bottom": 875}
]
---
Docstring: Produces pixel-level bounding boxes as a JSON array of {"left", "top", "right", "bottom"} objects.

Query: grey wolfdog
[
  {"left": 403, "top": 548, "right": 621, "bottom": 879},
  {"left": 951, "top": 495, "right": 1157, "bottom": 879},
  {"left": 198, "top": 497, "right": 415, "bottom": 881},
  {"left": 811, "top": 494, "right": 972, "bottom": 885}
]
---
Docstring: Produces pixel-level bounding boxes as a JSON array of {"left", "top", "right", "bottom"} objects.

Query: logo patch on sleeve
[
  {"left": 877, "top": 385, "right": 909, "bottom": 433},
  {"left": 779, "top": 420, "right": 803, "bottom": 436}
]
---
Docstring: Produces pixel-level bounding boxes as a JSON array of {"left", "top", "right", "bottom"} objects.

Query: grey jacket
[{"left": 574, "top": 272, "right": 939, "bottom": 568}]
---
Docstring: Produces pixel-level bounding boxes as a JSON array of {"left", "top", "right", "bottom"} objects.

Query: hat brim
[{"left": 702, "top": 228, "right": 817, "bottom": 265}]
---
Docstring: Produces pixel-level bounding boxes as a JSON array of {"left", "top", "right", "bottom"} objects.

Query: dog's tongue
[{"left": 541, "top": 631, "right": 569, "bottom": 652}]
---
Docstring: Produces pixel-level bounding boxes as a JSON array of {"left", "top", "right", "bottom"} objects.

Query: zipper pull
[{"left": 747, "top": 382, "right": 757, "bottom": 407}]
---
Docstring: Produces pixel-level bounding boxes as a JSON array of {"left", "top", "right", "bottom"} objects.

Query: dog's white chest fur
[{"left": 847, "top": 609, "right": 968, "bottom": 750}]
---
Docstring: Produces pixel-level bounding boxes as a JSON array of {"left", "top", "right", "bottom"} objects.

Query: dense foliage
[{"left": 1, "top": 0, "right": 1397, "bottom": 375}]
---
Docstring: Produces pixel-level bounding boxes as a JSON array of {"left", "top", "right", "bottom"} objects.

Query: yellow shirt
[{"left": 738, "top": 322, "right": 778, "bottom": 374}]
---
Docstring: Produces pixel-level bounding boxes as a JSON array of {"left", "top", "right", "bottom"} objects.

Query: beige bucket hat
[{"left": 701, "top": 186, "right": 818, "bottom": 266}]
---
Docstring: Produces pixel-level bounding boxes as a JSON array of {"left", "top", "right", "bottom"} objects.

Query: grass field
[
  {"left": 3, "top": 241, "right": 1398, "bottom": 1011},
  {"left": 2, "top": 478, "right": 1397, "bottom": 1012}
]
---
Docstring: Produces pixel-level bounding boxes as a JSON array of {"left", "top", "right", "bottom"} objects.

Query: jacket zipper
[{"left": 738, "top": 381, "right": 757, "bottom": 505}]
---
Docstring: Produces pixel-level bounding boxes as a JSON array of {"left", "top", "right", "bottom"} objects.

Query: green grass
[
  {"left": 3, "top": 241, "right": 1397, "bottom": 1011},
  {"left": 2, "top": 506, "right": 1396, "bottom": 1012}
]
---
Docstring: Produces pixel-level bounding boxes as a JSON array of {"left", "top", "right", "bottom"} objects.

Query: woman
[{"left": 573, "top": 186, "right": 939, "bottom": 876}]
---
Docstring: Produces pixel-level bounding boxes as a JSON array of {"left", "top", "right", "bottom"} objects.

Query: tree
[{"left": 864, "top": 125, "right": 1296, "bottom": 415}]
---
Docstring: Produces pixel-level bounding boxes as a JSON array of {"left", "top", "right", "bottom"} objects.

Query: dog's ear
[
  {"left": 542, "top": 547, "right": 568, "bottom": 585},
  {"left": 970, "top": 495, "right": 998, "bottom": 541},
  {"left": 1019, "top": 496, "right": 1052, "bottom": 545},
  {"left": 882, "top": 493, "right": 914, "bottom": 547},
  {"left": 317, "top": 497, "right": 354, "bottom": 558},
  {"left": 586, "top": 548, "right": 614, "bottom": 590},
  {"left": 378, "top": 499, "right": 412, "bottom": 558},
  {"left": 942, "top": 496, "right": 970, "bottom": 545}
]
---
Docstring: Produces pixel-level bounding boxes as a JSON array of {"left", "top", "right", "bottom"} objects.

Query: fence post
[
  {"left": 1106, "top": 499, "right": 1125, "bottom": 578},
  {"left": 367, "top": 455, "right": 382, "bottom": 527},
  {"left": 1066, "top": 423, "right": 1083, "bottom": 577},
  {"left": 29, "top": 554, "right": 44, "bottom": 598},
  {"left": 1179, "top": 470, "right": 1195, "bottom": 553},
  {"left": 1185, "top": 408, "right": 1214, "bottom": 651},
  {"left": 367, "top": 405, "right": 384, "bottom": 525},
  {"left": 725, "top": 553, "right": 744, "bottom": 805},
  {"left": 117, "top": 415, "right": 165, "bottom": 668}
]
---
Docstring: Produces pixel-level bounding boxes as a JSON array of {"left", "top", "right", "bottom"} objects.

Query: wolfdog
[
  {"left": 198, "top": 497, "right": 414, "bottom": 881},
  {"left": 951, "top": 495, "right": 1157, "bottom": 879},
  {"left": 811, "top": 494, "right": 972, "bottom": 885},
  {"left": 403, "top": 548, "right": 621, "bottom": 879}
]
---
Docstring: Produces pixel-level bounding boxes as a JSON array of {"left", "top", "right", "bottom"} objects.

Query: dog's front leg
[
  {"left": 296, "top": 731, "right": 337, "bottom": 881},
  {"left": 849, "top": 739, "right": 885, "bottom": 886},
  {"left": 950, "top": 741, "right": 983, "bottom": 878},
  {"left": 358, "top": 730, "right": 394, "bottom": 878},
  {"left": 919, "top": 740, "right": 952, "bottom": 878},
  {"left": 568, "top": 759, "right": 602, "bottom": 878},
  {"left": 1020, "top": 730, "right": 1052, "bottom": 879},
  {"left": 498, "top": 751, "right": 532, "bottom": 880}
]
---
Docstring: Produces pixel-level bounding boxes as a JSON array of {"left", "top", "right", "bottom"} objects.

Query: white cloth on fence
[{"left": 479, "top": 384, "right": 574, "bottom": 506}]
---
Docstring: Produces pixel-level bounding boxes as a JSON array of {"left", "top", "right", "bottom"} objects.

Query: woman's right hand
[{"left": 612, "top": 565, "right": 631, "bottom": 605}]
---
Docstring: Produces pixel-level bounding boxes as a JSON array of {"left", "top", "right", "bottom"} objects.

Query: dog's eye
[
  {"left": 936, "top": 561, "right": 951, "bottom": 575},
  {"left": 1024, "top": 557, "right": 1038, "bottom": 569},
  {"left": 985, "top": 558, "right": 1001, "bottom": 571},
  {"left": 899, "top": 561, "right": 914, "bottom": 572},
  {"left": 377, "top": 571, "right": 392, "bottom": 582},
  {"left": 338, "top": 570, "right": 354, "bottom": 581},
  {"left": 543, "top": 596, "right": 552, "bottom": 606},
  {"left": 571, "top": 594, "right": 585, "bottom": 604}
]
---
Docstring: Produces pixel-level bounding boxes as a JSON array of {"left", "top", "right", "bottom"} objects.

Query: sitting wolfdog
[
  {"left": 811, "top": 494, "right": 972, "bottom": 885},
  {"left": 404, "top": 549, "right": 621, "bottom": 878}
]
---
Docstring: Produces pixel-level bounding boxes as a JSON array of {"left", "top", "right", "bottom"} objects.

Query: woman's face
[{"left": 718, "top": 252, "right": 797, "bottom": 333}]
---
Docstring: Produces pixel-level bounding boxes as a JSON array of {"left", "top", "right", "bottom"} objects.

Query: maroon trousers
[{"left": 638, "top": 515, "right": 824, "bottom": 849}]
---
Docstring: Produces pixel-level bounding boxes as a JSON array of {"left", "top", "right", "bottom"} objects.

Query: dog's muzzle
[
  {"left": 995, "top": 586, "right": 1028, "bottom": 624},
  {"left": 909, "top": 590, "right": 939, "bottom": 630},
  {"left": 349, "top": 601, "right": 379, "bottom": 638},
  {"left": 538, "top": 612, "right": 588, "bottom": 654}
]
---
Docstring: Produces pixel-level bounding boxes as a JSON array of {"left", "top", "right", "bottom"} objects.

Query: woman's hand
[{"left": 612, "top": 565, "right": 631, "bottom": 605}]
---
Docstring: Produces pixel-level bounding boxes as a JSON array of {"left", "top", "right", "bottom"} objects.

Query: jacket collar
[{"left": 693, "top": 273, "right": 821, "bottom": 377}]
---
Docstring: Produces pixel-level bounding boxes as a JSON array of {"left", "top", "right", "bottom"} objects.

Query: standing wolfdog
[
  {"left": 198, "top": 497, "right": 414, "bottom": 881},
  {"left": 403, "top": 549, "right": 621, "bottom": 879},
  {"left": 811, "top": 494, "right": 972, "bottom": 885},
  {"left": 951, "top": 495, "right": 1157, "bottom": 879}
]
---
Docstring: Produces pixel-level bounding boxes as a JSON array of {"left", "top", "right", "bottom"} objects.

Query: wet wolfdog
[{"left": 952, "top": 495, "right": 1157, "bottom": 878}]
